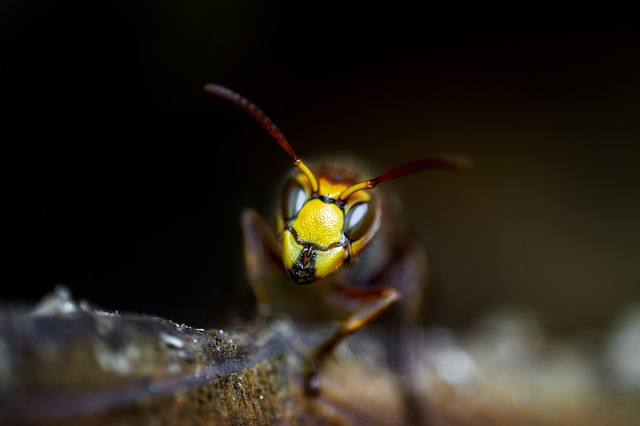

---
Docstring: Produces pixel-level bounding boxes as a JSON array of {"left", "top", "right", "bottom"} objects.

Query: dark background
[{"left": 3, "top": 4, "right": 639, "bottom": 335}]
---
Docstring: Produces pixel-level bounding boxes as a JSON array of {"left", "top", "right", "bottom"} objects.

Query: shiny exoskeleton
[{"left": 205, "top": 84, "right": 471, "bottom": 419}]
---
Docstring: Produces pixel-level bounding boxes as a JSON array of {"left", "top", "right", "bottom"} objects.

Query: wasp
[{"left": 204, "top": 84, "right": 471, "bottom": 413}]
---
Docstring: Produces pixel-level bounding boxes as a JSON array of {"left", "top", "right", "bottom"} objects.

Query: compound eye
[
  {"left": 281, "top": 179, "right": 308, "bottom": 220},
  {"left": 344, "top": 201, "right": 374, "bottom": 241}
]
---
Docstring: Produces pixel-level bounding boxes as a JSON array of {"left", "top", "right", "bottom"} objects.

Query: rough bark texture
[{"left": 1, "top": 287, "right": 639, "bottom": 425}]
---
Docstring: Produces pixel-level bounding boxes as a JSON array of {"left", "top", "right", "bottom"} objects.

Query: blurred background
[{"left": 3, "top": 4, "right": 639, "bottom": 337}]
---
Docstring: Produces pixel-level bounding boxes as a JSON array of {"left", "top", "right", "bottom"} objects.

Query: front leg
[
  {"left": 240, "top": 209, "right": 281, "bottom": 320},
  {"left": 303, "top": 287, "right": 400, "bottom": 396}
]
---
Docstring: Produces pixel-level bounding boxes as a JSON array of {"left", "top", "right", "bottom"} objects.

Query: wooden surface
[{"left": 1, "top": 287, "right": 638, "bottom": 425}]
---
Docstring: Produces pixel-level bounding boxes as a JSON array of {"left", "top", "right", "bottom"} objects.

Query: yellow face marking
[
  {"left": 314, "top": 246, "right": 347, "bottom": 277},
  {"left": 316, "top": 178, "right": 349, "bottom": 200},
  {"left": 281, "top": 231, "right": 300, "bottom": 272},
  {"left": 293, "top": 199, "right": 343, "bottom": 247},
  {"left": 281, "top": 231, "right": 347, "bottom": 282}
]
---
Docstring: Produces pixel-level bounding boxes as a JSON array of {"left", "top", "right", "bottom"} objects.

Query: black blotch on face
[{"left": 289, "top": 245, "right": 317, "bottom": 285}]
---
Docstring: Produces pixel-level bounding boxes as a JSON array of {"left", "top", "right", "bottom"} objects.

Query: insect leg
[
  {"left": 240, "top": 209, "right": 280, "bottom": 320},
  {"left": 303, "top": 287, "right": 400, "bottom": 396}
]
